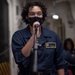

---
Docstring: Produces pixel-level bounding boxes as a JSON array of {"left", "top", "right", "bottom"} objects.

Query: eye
[
  {"left": 28, "top": 12, "right": 43, "bottom": 17},
  {"left": 37, "top": 12, "right": 43, "bottom": 16},
  {"left": 29, "top": 12, "right": 35, "bottom": 16}
]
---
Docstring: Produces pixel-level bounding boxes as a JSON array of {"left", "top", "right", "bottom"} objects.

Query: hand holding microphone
[{"left": 33, "top": 21, "right": 41, "bottom": 38}]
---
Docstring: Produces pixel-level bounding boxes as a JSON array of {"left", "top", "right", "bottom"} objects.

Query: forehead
[
  {"left": 28, "top": 6, "right": 42, "bottom": 12},
  {"left": 66, "top": 41, "right": 71, "bottom": 44}
]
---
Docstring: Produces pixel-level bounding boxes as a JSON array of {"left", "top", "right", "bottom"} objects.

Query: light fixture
[
  {"left": 52, "top": 14, "right": 59, "bottom": 19},
  {"left": 52, "top": 0, "right": 59, "bottom": 19}
]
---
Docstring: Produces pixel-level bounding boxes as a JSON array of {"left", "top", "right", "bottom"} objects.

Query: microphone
[
  {"left": 33, "top": 21, "right": 40, "bottom": 72},
  {"left": 33, "top": 21, "right": 40, "bottom": 28}
]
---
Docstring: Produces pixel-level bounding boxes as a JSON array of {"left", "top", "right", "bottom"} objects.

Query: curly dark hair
[
  {"left": 21, "top": 1, "right": 47, "bottom": 24},
  {"left": 63, "top": 38, "right": 74, "bottom": 51}
]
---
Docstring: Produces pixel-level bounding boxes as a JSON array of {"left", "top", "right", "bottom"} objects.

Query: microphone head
[{"left": 33, "top": 21, "right": 40, "bottom": 28}]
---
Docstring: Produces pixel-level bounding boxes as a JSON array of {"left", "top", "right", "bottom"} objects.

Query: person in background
[
  {"left": 63, "top": 38, "right": 75, "bottom": 75},
  {"left": 12, "top": 1, "right": 65, "bottom": 75},
  {"left": 63, "top": 38, "right": 75, "bottom": 55}
]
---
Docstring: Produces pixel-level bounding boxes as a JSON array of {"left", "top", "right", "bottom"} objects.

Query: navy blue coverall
[{"left": 12, "top": 25, "right": 65, "bottom": 75}]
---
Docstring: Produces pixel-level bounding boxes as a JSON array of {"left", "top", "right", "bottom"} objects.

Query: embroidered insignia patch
[{"left": 45, "top": 42, "right": 56, "bottom": 48}]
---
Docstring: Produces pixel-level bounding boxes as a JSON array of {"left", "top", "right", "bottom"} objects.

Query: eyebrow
[{"left": 29, "top": 11, "right": 42, "bottom": 14}]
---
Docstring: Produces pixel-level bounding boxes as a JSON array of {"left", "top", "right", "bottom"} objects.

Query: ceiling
[
  {"left": 51, "top": 0, "right": 75, "bottom": 3},
  {"left": 68, "top": 0, "right": 75, "bottom": 2},
  {"left": 20, "top": 0, "right": 75, "bottom": 7},
  {"left": 55, "top": 0, "right": 75, "bottom": 2}
]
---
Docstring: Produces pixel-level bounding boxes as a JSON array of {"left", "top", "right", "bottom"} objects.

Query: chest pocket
[{"left": 44, "top": 42, "right": 56, "bottom": 54}]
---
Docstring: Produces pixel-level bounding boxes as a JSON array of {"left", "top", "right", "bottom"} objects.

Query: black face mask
[{"left": 28, "top": 17, "right": 44, "bottom": 26}]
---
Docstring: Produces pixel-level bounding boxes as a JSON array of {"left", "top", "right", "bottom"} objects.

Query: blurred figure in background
[
  {"left": 63, "top": 38, "right": 75, "bottom": 75},
  {"left": 63, "top": 38, "right": 75, "bottom": 55}
]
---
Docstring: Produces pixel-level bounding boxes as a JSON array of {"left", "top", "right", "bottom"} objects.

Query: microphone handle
[{"left": 33, "top": 25, "right": 38, "bottom": 72}]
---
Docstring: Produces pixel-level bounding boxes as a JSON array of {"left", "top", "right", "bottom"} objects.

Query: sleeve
[
  {"left": 55, "top": 35, "right": 65, "bottom": 70},
  {"left": 12, "top": 31, "right": 29, "bottom": 68}
]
